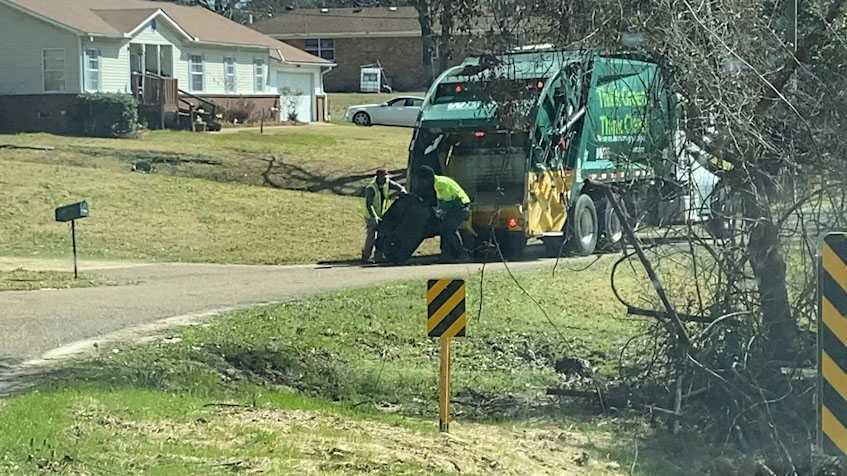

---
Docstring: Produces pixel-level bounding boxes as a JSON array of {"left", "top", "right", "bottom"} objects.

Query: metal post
[
  {"left": 159, "top": 77, "right": 166, "bottom": 130},
  {"left": 439, "top": 336, "right": 451, "bottom": 432},
  {"left": 794, "top": 0, "right": 798, "bottom": 52},
  {"left": 260, "top": 114, "right": 264, "bottom": 135},
  {"left": 71, "top": 220, "right": 78, "bottom": 279}
]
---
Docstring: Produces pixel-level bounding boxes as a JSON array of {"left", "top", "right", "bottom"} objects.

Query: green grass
[
  {"left": 0, "top": 125, "right": 422, "bottom": 264},
  {"left": 0, "top": 263, "right": 718, "bottom": 475},
  {"left": 0, "top": 159, "right": 365, "bottom": 264},
  {"left": 0, "top": 269, "right": 115, "bottom": 292},
  {"left": 0, "top": 126, "right": 413, "bottom": 194}
]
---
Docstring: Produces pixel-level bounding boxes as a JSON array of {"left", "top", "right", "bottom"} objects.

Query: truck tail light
[
  {"left": 506, "top": 217, "right": 519, "bottom": 229},
  {"left": 473, "top": 130, "right": 486, "bottom": 139}
]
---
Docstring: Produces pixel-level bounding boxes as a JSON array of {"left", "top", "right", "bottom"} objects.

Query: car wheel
[
  {"left": 568, "top": 194, "right": 598, "bottom": 256},
  {"left": 353, "top": 112, "right": 371, "bottom": 127}
]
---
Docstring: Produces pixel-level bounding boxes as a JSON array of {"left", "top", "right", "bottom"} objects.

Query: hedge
[{"left": 78, "top": 93, "right": 139, "bottom": 138}]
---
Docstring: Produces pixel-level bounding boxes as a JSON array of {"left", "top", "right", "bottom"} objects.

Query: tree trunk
[
  {"left": 415, "top": 1, "right": 435, "bottom": 85},
  {"left": 437, "top": 6, "right": 453, "bottom": 74},
  {"left": 743, "top": 178, "right": 797, "bottom": 360}
]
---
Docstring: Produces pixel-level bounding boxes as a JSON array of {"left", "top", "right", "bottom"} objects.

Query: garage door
[{"left": 277, "top": 72, "right": 313, "bottom": 123}]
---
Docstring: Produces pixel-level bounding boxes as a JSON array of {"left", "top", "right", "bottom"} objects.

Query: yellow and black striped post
[
  {"left": 819, "top": 233, "right": 847, "bottom": 456},
  {"left": 427, "top": 279, "right": 467, "bottom": 432}
]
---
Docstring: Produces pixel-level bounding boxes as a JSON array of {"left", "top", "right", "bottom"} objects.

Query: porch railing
[{"left": 131, "top": 72, "right": 178, "bottom": 110}]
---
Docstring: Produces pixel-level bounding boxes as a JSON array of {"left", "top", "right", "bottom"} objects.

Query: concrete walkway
[{"left": 0, "top": 257, "right": 556, "bottom": 363}]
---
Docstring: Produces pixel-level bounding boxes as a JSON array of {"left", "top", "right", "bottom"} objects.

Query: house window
[
  {"left": 85, "top": 49, "right": 100, "bottom": 92},
  {"left": 254, "top": 59, "right": 265, "bottom": 93},
  {"left": 42, "top": 49, "right": 66, "bottom": 92},
  {"left": 224, "top": 57, "right": 236, "bottom": 93},
  {"left": 304, "top": 39, "right": 335, "bottom": 61},
  {"left": 189, "top": 55, "right": 204, "bottom": 91}
]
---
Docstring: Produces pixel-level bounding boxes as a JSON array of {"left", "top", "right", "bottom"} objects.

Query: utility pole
[{"left": 784, "top": 0, "right": 798, "bottom": 51}]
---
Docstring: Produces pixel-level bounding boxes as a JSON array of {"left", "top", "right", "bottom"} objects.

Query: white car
[{"left": 345, "top": 96, "right": 425, "bottom": 127}]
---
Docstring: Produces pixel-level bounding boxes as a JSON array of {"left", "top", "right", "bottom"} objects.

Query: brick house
[{"left": 253, "top": 7, "right": 437, "bottom": 92}]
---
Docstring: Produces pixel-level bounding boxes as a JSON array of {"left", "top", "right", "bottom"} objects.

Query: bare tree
[{"left": 455, "top": 0, "right": 847, "bottom": 466}]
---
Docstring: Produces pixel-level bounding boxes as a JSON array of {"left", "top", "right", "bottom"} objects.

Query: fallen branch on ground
[{"left": 0, "top": 144, "right": 54, "bottom": 151}]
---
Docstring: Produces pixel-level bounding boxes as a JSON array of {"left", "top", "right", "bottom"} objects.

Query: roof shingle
[
  {"left": 5, "top": 0, "right": 331, "bottom": 64},
  {"left": 252, "top": 7, "right": 421, "bottom": 38}
]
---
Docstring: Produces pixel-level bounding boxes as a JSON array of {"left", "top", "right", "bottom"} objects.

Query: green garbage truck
[{"left": 407, "top": 48, "right": 718, "bottom": 257}]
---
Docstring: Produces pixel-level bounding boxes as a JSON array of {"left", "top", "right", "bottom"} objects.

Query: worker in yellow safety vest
[
  {"left": 413, "top": 166, "right": 471, "bottom": 262},
  {"left": 362, "top": 168, "right": 406, "bottom": 263}
]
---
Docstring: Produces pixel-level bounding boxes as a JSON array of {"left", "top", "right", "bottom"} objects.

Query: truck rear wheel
[
  {"left": 599, "top": 197, "right": 623, "bottom": 249},
  {"left": 569, "top": 194, "right": 598, "bottom": 256}
]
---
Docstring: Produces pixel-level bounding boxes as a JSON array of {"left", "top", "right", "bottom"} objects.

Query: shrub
[
  {"left": 281, "top": 88, "right": 302, "bottom": 123},
  {"left": 223, "top": 100, "right": 255, "bottom": 124},
  {"left": 78, "top": 93, "right": 138, "bottom": 137},
  {"left": 287, "top": 106, "right": 299, "bottom": 123}
]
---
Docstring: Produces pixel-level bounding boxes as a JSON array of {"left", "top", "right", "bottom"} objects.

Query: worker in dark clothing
[
  {"left": 362, "top": 168, "right": 406, "bottom": 263},
  {"left": 413, "top": 166, "right": 471, "bottom": 262}
]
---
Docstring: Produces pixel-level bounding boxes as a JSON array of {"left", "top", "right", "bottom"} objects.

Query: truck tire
[
  {"left": 569, "top": 194, "right": 598, "bottom": 256},
  {"left": 599, "top": 197, "right": 623, "bottom": 249},
  {"left": 495, "top": 230, "right": 527, "bottom": 260}
]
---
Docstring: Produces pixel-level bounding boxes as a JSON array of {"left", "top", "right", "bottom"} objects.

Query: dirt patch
[
  {"left": 71, "top": 146, "right": 223, "bottom": 168},
  {"left": 70, "top": 404, "right": 273, "bottom": 473},
  {"left": 222, "top": 407, "right": 627, "bottom": 475},
  {"left": 64, "top": 401, "right": 628, "bottom": 475}
]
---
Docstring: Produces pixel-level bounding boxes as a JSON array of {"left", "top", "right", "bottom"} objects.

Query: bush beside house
[
  {"left": 222, "top": 99, "right": 256, "bottom": 124},
  {"left": 78, "top": 93, "right": 139, "bottom": 138}
]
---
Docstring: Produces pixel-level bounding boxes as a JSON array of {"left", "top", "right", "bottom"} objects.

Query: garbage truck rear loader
[{"left": 404, "top": 49, "right": 717, "bottom": 260}]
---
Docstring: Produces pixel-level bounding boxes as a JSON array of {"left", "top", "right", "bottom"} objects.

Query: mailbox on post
[
  {"left": 54, "top": 201, "right": 89, "bottom": 278},
  {"left": 55, "top": 201, "right": 89, "bottom": 223}
]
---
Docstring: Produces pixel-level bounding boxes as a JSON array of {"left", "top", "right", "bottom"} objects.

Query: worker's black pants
[{"left": 438, "top": 205, "right": 470, "bottom": 259}]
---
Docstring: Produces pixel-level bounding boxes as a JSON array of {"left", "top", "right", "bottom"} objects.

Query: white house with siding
[{"left": 0, "top": 0, "right": 334, "bottom": 132}]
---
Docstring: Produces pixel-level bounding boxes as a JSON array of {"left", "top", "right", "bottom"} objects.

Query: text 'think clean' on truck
[{"left": 406, "top": 48, "right": 720, "bottom": 259}]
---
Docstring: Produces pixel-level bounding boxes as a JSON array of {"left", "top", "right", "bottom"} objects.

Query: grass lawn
[
  {"left": 0, "top": 122, "right": 429, "bottom": 264},
  {"left": 0, "top": 269, "right": 115, "bottom": 292},
  {"left": 0, "top": 262, "right": 718, "bottom": 475},
  {"left": 0, "top": 159, "right": 368, "bottom": 264},
  {"left": 0, "top": 125, "right": 413, "bottom": 195}
]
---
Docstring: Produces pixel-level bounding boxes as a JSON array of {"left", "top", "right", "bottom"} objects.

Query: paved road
[{"left": 0, "top": 256, "right": 556, "bottom": 363}]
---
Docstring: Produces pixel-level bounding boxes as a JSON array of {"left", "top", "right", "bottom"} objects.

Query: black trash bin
[{"left": 375, "top": 194, "right": 435, "bottom": 264}]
